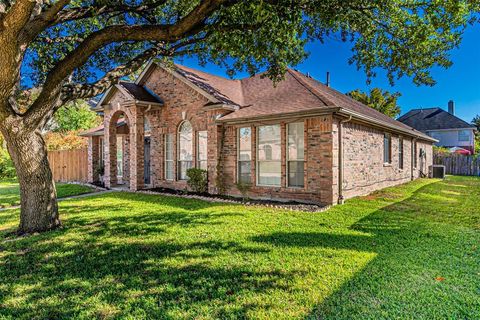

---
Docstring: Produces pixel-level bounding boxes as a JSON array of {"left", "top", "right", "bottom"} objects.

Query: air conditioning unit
[{"left": 429, "top": 165, "right": 446, "bottom": 179}]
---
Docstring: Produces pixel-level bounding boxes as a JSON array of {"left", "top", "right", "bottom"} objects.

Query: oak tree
[
  {"left": 0, "top": 0, "right": 478, "bottom": 233},
  {"left": 347, "top": 88, "right": 402, "bottom": 118}
]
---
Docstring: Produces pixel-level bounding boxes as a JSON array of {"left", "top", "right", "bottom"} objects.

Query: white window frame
[
  {"left": 237, "top": 127, "right": 252, "bottom": 184},
  {"left": 177, "top": 121, "right": 193, "bottom": 180},
  {"left": 398, "top": 137, "right": 404, "bottom": 170},
  {"left": 287, "top": 122, "right": 305, "bottom": 188},
  {"left": 458, "top": 130, "right": 470, "bottom": 142},
  {"left": 116, "top": 136, "right": 123, "bottom": 178},
  {"left": 197, "top": 131, "right": 208, "bottom": 170},
  {"left": 256, "top": 124, "right": 281, "bottom": 187},
  {"left": 383, "top": 133, "right": 392, "bottom": 164},
  {"left": 164, "top": 134, "right": 174, "bottom": 180}
]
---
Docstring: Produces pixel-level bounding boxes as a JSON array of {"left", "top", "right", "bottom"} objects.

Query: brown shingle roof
[{"left": 118, "top": 81, "right": 162, "bottom": 104}]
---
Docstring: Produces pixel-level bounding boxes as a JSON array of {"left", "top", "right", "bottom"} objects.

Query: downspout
[
  {"left": 411, "top": 138, "right": 417, "bottom": 181},
  {"left": 337, "top": 114, "right": 352, "bottom": 204}
]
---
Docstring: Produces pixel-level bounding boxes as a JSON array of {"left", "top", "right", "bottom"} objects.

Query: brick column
[
  {"left": 87, "top": 136, "right": 100, "bottom": 183},
  {"left": 129, "top": 107, "right": 145, "bottom": 191},
  {"left": 104, "top": 114, "right": 117, "bottom": 188}
]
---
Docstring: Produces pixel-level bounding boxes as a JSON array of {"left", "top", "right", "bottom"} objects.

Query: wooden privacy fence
[
  {"left": 48, "top": 148, "right": 88, "bottom": 182},
  {"left": 433, "top": 153, "right": 480, "bottom": 176}
]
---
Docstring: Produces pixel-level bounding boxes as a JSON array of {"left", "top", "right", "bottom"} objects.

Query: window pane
[
  {"left": 399, "top": 138, "right": 404, "bottom": 169},
  {"left": 197, "top": 131, "right": 208, "bottom": 167},
  {"left": 258, "top": 125, "right": 281, "bottom": 161},
  {"left": 179, "top": 121, "right": 192, "bottom": 161},
  {"left": 117, "top": 136, "right": 123, "bottom": 177},
  {"left": 165, "top": 161, "right": 174, "bottom": 180},
  {"left": 239, "top": 127, "right": 252, "bottom": 160},
  {"left": 178, "top": 161, "right": 193, "bottom": 180},
  {"left": 238, "top": 161, "right": 251, "bottom": 184},
  {"left": 288, "top": 161, "right": 304, "bottom": 187},
  {"left": 258, "top": 161, "right": 281, "bottom": 186},
  {"left": 384, "top": 134, "right": 391, "bottom": 163},
  {"left": 165, "top": 134, "right": 173, "bottom": 160},
  {"left": 288, "top": 122, "right": 304, "bottom": 160},
  {"left": 458, "top": 130, "right": 470, "bottom": 142}
]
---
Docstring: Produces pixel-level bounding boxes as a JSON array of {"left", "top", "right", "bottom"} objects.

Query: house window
[
  {"left": 458, "top": 130, "right": 470, "bottom": 142},
  {"left": 99, "top": 137, "right": 104, "bottom": 167},
  {"left": 383, "top": 133, "right": 391, "bottom": 164},
  {"left": 116, "top": 136, "right": 123, "bottom": 178},
  {"left": 144, "top": 116, "right": 151, "bottom": 135},
  {"left": 197, "top": 131, "right": 208, "bottom": 170},
  {"left": 287, "top": 122, "right": 305, "bottom": 188},
  {"left": 414, "top": 141, "right": 418, "bottom": 168},
  {"left": 178, "top": 121, "right": 193, "bottom": 180},
  {"left": 257, "top": 124, "right": 281, "bottom": 186},
  {"left": 399, "top": 137, "right": 404, "bottom": 170},
  {"left": 164, "top": 134, "right": 174, "bottom": 180},
  {"left": 238, "top": 127, "right": 252, "bottom": 184}
]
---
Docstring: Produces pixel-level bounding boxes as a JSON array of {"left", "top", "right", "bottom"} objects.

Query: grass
[
  {"left": 0, "top": 179, "right": 95, "bottom": 208},
  {"left": 0, "top": 176, "right": 478, "bottom": 319}
]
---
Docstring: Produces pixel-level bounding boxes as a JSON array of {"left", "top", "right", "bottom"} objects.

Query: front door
[{"left": 144, "top": 137, "right": 151, "bottom": 185}]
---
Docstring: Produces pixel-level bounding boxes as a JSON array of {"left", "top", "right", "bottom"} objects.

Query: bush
[
  {"left": 235, "top": 181, "right": 251, "bottom": 201},
  {"left": 0, "top": 148, "right": 16, "bottom": 179},
  {"left": 186, "top": 168, "right": 208, "bottom": 193}
]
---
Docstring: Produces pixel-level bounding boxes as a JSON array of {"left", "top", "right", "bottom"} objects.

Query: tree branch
[{"left": 23, "top": 0, "right": 227, "bottom": 129}]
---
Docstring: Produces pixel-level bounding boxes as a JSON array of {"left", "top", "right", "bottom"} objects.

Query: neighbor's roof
[{"left": 398, "top": 108, "right": 476, "bottom": 131}]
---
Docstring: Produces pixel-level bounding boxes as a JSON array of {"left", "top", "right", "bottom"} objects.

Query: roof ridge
[{"left": 286, "top": 69, "right": 334, "bottom": 106}]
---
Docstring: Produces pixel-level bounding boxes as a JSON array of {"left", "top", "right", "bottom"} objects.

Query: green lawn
[
  {"left": 0, "top": 176, "right": 478, "bottom": 319},
  {"left": 0, "top": 179, "right": 95, "bottom": 208}
]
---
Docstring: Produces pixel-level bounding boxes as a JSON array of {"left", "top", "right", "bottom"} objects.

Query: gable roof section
[
  {"left": 95, "top": 80, "right": 163, "bottom": 109},
  {"left": 398, "top": 108, "right": 476, "bottom": 131},
  {"left": 97, "top": 61, "right": 435, "bottom": 142}
]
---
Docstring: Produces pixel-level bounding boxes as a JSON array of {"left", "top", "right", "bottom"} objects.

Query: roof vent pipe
[
  {"left": 326, "top": 72, "right": 331, "bottom": 87},
  {"left": 448, "top": 100, "right": 455, "bottom": 115}
]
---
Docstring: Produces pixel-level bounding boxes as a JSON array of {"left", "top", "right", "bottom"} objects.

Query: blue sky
[{"left": 178, "top": 24, "right": 480, "bottom": 124}]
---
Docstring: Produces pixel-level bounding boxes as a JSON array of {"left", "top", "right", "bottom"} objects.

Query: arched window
[{"left": 178, "top": 121, "right": 193, "bottom": 180}]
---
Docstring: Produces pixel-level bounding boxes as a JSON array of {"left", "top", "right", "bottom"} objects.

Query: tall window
[
  {"left": 178, "top": 121, "right": 193, "bottom": 180},
  {"left": 383, "top": 133, "right": 391, "bottom": 164},
  {"left": 116, "top": 136, "right": 123, "bottom": 178},
  {"left": 414, "top": 141, "right": 418, "bottom": 168},
  {"left": 257, "top": 125, "right": 281, "bottom": 186},
  {"left": 287, "top": 122, "right": 305, "bottom": 187},
  {"left": 238, "top": 127, "right": 252, "bottom": 184},
  {"left": 399, "top": 137, "right": 404, "bottom": 170},
  {"left": 99, "top": 137, "right": 104, "bottom": 167},
  {"left": 197, "top": 131, "right": 208, "bottom": 170},
  {"left": 164, "top": 134, "right": 174, "bottom": 180}
]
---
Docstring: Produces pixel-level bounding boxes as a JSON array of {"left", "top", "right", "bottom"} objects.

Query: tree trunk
[{"left": 1, "top": 120, "right": 61, "bottom": 234}]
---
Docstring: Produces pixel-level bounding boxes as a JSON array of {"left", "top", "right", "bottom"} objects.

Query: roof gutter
[
  {"left": 337, "top": 108, "right": 437, "bottom": 143},
  {"left": 216, "top": 107, "right": 341, "bottom": 125}
]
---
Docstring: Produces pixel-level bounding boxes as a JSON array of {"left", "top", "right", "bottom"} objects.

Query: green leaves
[{"left": 347, "top": 88, "right": 402, "bottom": 118}]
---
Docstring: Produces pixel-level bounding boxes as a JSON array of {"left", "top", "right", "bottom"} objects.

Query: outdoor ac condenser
[{"left": 429, "top": 165, "right": 446, "bottom": 179}]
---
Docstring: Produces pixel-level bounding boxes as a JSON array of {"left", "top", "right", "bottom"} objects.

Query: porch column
[
  {"left": 129, "top": 107, "right": 145, "bottom": 191},
  {"left": 104, "top": 115, "right": 117, "bottom": 188},
  {"left": 87, "top": 136, "right": 100, "bottom": 183}
]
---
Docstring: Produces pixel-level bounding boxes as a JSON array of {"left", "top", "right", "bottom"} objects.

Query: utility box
[{"left": 429, "top": 165, "right": 446, "bottom": 179}]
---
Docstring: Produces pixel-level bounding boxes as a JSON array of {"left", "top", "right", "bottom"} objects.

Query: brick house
[{"left": 81, "top": 61, "right": 435, "bottom": 205}]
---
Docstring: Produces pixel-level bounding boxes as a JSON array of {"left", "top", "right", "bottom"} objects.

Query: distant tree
[
  {"left": 53, "top": 100, "right": 100, "bottom": 133},
  {"left": 347, "top": 88, "right": 402, "bottom": 118},
  {"left": 472, "top": 115, "right": 480, "bottom": 131}
]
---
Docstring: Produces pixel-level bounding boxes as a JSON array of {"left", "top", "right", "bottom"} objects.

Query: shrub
[
  {"left": 235, "top": 181, "right": 251, "bottom": 201},
  {"left": 0, "top": 148, "right": 16, "bottom": 179},
  {"left": 186, "top": 168, "right": 208, "bottom": 193}
]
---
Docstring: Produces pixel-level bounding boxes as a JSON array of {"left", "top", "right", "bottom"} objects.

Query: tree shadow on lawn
[
  {"left": 252, "top": 178, "right": 480, "bottom": 319},
  {"left": 0, "top": 193, "right": 278, "bottom": 319}
]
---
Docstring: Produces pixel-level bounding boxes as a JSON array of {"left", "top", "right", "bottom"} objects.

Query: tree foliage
[
  {"left": 53, "top": 100, "right": 100, "bottom": 132},
  {"left": 347, "top": 88, "right": 402, "bottom": 118},
  {"left": 472, "top": 115, "right": 480, "bottom": 131}
]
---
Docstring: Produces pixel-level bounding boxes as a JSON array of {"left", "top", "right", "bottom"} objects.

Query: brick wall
[
  {"left": 333, "top": 117, "right": 433, "bottom": 200},
  {"left": 91, "top": 63, "right": 433, "bottom": 204}
]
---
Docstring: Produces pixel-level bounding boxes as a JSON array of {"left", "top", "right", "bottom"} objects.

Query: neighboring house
[
  {"left": 81, "top": 62, "right": 434, "bottom": 205},
  {"left": 398, "top": 101, "right": 476, "bottom": 153}
]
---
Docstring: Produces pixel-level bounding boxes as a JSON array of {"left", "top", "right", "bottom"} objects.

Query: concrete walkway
[{"left": 0, "top": 190, "right": 113, "bottom": 212}]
